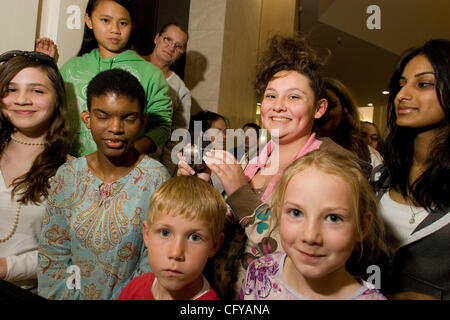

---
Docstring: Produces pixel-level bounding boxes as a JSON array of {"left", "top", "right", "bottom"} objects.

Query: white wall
[
  {"left": 38, "top": 0, "right": 88, "bottom": 67},
  {"left": 358, "top": 106, "right": 374, "bottom": 122},
  {"left": 0, "top": 0, "right": 88, "bottom": 67},
  {"left": 0, "top": 0, "right": 39, "bottom": 53}
]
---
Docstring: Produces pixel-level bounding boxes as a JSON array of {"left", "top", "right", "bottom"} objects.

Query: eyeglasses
[
  {"left": 162, "top": 36, "right": 185, "bottom": 54},
  {"left": 0, "top": 50, "right": 58, "bottom": 70}
]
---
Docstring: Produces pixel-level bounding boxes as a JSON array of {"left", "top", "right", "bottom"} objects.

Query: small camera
[{"left": 182, "top": 138, "right": 212, "bottom": 173}]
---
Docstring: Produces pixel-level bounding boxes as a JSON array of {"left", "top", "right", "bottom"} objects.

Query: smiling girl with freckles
[{"left": 240, "top": 149, "right": 387, "bottom": 300}]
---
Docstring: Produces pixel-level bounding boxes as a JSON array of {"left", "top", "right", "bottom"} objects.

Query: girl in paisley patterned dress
[
  {"left": 240, "top": 148, "right": 387, "bottom": 300},
  {"left": 37, "top": 69, "right": 169, "bottom": 299}
]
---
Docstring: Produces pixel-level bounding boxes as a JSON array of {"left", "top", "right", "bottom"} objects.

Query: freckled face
[
  {"left": 261, "top": 71, "right": 325, "bottom": 144},
  {"left": 279, "top": 167, "right": 359, "bottom": 280}
]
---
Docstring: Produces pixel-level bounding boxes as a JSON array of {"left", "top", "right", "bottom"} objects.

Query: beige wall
[
  {"left": 259, "top": 0, "right": 299, "bottom": 51},
  {"left": 218, "top": 0, "right": 262, "bottom": 128},
  {"left": 373, "top": 104, "right": 388, "bottom": 136},
  {"left": 38, "top": 0, "right": 88, "bottom": 67},
  {"left": 184, "top": 0, "right": 227, "bottom": 116},
  {"left": 0, "top": 0, "right": 87, "bottom": 67},
  {"left": 185, "top": 0, "right": 299, "bottom": 128},
  {"left": 0, "top": 0, "right": 39, "bottom": 53}
]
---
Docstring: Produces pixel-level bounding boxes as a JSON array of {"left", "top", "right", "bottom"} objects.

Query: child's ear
[
  {"left": 84, "top": 13, "right": 93, "bottom": 30},
  {"left": 209, "top": 233, "right": 224, "bottom": 258},
  {"left": 314, "top": 98, "right": 328, "bottom": 119},
  {"left": 142, "top": 221, "right": 150, "bottom": 249},
  {"left": 359, "top": 211, "right": 373, "bottom": 241},
  {"left": 81, "top": 110, "right": 91, "bottom": 129}
]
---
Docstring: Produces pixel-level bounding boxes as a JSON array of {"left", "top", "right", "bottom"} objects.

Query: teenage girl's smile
[
  {"left": 270, "top": 116, "right": 291, "bottom": 122},
  {"left": 394, "top": 54, "right": 445, "bottom": 129},
  {"left": 1, "top": 67, "right": 57, "bottom": 137},
  {"left": 260, "top": 70, "right": 326, "bottom": 143},
  {"left": 396, "top": 102, "right": 418, "bottom": 115}
]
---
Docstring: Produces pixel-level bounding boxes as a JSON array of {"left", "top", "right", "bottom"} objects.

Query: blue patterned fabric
[{"left": 37, "top": 156, "right": 169, "bottom": 300}]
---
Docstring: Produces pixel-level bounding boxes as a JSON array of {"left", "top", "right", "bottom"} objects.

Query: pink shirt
[{"left": 244, "top": 133, "right": 322, "bottom": 202}]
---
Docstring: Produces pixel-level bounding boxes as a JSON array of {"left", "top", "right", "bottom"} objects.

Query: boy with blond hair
[{"left": 118, "top": 176, "right": 226, "bottom": 300}]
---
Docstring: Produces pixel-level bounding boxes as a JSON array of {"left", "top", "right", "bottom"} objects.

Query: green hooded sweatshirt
[{"left": 60, "top": 49, "right": 172, "bottom": 157}]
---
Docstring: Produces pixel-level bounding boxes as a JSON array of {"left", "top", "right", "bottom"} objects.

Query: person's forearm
[
  {"left": 3, "top": 252, "right": 38, "bottom": 282},
  {"left": 0, "top": 257, "right": 7, "bottom": 279},
  {"left": 135, "top": 136, "right": 155, "bottom": 154},
  {"left": 226, "top": 184, "right": 263, "bottom": 221}
]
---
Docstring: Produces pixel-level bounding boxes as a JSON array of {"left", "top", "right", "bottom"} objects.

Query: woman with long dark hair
[{"left": 375, "top": 39, "right": 450, "bottom": 299}]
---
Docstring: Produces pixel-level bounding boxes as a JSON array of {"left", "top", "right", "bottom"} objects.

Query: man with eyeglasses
[{"left": 142, "top": 23, "right": 191, "bottom": 176}]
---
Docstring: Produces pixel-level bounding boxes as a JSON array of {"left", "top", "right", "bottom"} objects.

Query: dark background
[{"left": 131, "top": 0, "right": 190, "bottom": 78}]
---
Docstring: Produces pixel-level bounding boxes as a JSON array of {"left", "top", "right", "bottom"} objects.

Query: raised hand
[{"left": 35, "top": 37, "right": 56, "bottom": 58}]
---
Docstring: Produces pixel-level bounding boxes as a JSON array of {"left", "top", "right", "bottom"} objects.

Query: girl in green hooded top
[{"left": 60, "top": 0, "right": 172, "bottom": 157}]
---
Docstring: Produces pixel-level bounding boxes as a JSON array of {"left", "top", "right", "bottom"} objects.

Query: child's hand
[
  {"left": 203, "top": 150, "right": 248, "bottom": 196},
  {"left": 176, "top": 151, "right": 211, "bottom": 182},
  {"left": 35, "top": 37, "right": 56, "bottom": 58}
]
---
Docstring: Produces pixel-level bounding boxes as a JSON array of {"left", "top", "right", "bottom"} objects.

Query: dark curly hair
[
  {"left": 254, "top": 33, "right": 327, "bottom": 101},
  {"left": 381, "top": 39, "right": 450, "bottom": 213},
  {"left": 0, "top": 55, "right": 69, "bottom": 205},
  {"left": 86, "top": 69, "right": 146, "bottom": 112}
]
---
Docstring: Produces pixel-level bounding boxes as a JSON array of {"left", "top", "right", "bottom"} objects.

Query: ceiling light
[
  {"left": 382, "top": 91, "right": 390, "bottom": 95},
  {"left": 367, "top": 103, "right": 373, "bottom": 106}
]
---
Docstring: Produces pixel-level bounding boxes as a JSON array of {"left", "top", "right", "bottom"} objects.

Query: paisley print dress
[{"left": 37, "top": 156, "right": 169, "bottom": 300}]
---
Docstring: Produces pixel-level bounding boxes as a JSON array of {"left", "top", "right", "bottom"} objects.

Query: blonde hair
[
  {"left": 267, "top": 148, "right": 386, "bottom": 261},
  {"left": 146, "top": 176, "right": 227, "bottom": 241}
]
